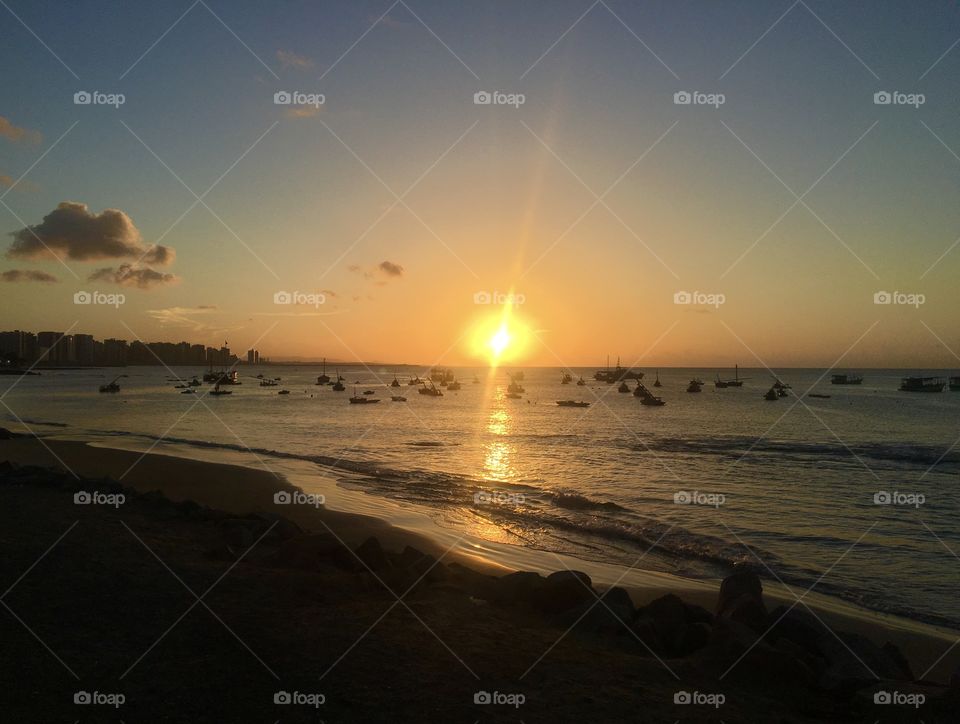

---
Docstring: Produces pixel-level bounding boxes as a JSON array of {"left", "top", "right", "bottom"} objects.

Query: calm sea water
[{"left": 3, "top": 365, "right": 959, "bottom": 630}]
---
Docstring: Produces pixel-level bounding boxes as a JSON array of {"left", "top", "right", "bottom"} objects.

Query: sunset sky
[{"left": 2, "top": 1, "right": 960, "bottom": 367}]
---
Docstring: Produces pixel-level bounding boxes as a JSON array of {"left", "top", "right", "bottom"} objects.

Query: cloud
[
  {"left": 0, "top": 269, "right": 58, "bottom": 283},
  {"left": 0, "top": 173, "right": 39, "bottom": 193},
  {"left": 276, "top": 50, "right": 314, "bottom": 69},
  {"left": 147, "top": 305, "right": 234, "bottom": 334},
  {"left": 88, "top": 263, "right": 178, "bottom": 289},
  {"left": 378, "top": 260, "right": 404, "bottom": 277},
  {"left": 7, "top": 201, "right": 175, "bottom": 265},
  {"left": 286, "top": 106, "right": 322, "bottom": 119},
  {"left": 0, "top": 116, "right": 41, "bottom": 145}
]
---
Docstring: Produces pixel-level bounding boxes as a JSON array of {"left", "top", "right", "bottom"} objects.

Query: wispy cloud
[
  {"left": 89, "top": 263, "right": 178, "bottom": 289},
  {"left": 0, "top": 269, "right": 58, "bottom": 283},
  {"left": 276, "top": 49, "right": 314, "bottom": 70},
  {"left": 0, "top": 116, "right": 41, "bottom": 145}
]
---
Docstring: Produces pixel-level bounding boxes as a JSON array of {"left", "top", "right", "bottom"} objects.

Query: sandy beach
[{"left": 1, "top": 431, "right": 957, "bottom": 722}]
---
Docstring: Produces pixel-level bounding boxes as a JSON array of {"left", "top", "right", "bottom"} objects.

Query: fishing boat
[
  {"left": 653, "top": 370, "right": 662, "bottom": 388},
  {"left": 447, "top": 379, "right": 461, "bottom": 391},
  {"left": 260, "top": 378, "right": 278, "bottom": 387},
  {"left": 430, "top": 368, "right": 455, "bottom": 384},
  {"left": 332, "top": 370, "right": 345, "bottom": 391},
  {"left": 950, "top": 376, "right": 960, "bottom": 391},
  {"left": 556, "top": 400, "right": 590, "bottom": 407},
  {"left": 594, "top": 356, "right": 643, "bottom": 383},
  {"left": 715, "top": 365, "right": 746, "bottom": 388},
  {"left": 576, "top": 376, "right": 586, "bottom": 386},
  {"left": 277, "top": 389, "right": 290, "bottom": 395},
  {"left": 617, "top": 381, "right": 630, "bottom": 393},
  {"left": 316, "top": 358, "right": 331, "bottom": 385},
  {"left": 180, "top": 389, "right": 195, "bottom": 394},
  {"left": 210, "top": 382, "right": 232, "bottom": 396},
  {"left": 391, "top": 395, "right": 407, "bottom": 402},
  {"left": 764, "top": 387, "right": 778, "bottom": 401},
  {"left": 561, "top": 372, "right": 573, "bottom": 385},
  {"left": 215, "top": 370, "right": 241, "bottom": 385},
  {"left": 831, "top": 373, "right": 863, "bottom": 385},
  {"left": 899, "top": 376, "right": 945, "bottom": 393},
  {"left": 188, "top": 377, "right": 201, "bottom": 387},
  {"left": 686, "top": 379, "right": 703, "bottom": 393},
  {"left": 98, "top": 374, "right": 125, "bottom": 393},
  {"left": 507, "top": 375, "right": 525, "bottom": 394},
  {"left": 640, "top": 394, "right": 666, "bottom": 406},
  {"left": 390, "top": 373, "right": 401, "bottom": 388},
  {"left": 808, "top": 393, "right": 831, "bottom": 399},
  {"left": 363, "top": 389, "right": 375, "bottom": 395},
  {"left": 419, "top": 381, "right": 443, "bottom": 397},
  {"left": 408, "top": 375, "right": 423, "bottom": 386},
  {"left": 349, "top": 387, "right": 380, "bottom": 404}
]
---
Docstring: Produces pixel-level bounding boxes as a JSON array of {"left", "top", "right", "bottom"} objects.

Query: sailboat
[
  {"left": 653, "top": 370, "right": 662, "bottom": 388},
  {"left": 316, "top": 358, "right": 330, "bottom": 385},
  {"left": 332, "top": 369, "right": 345, "bottom": 391},
  {"left": 210, "top": 382, "right": 232, "bottom": 396},
  {"left": 715, "top": 365, "right": 746, "bottom": 388},
  {"left": 98, "top": 374, "right": 126, "bottom": 393},
  {"left": 391, "top": 372, "right": 401, "bottom": 388}
]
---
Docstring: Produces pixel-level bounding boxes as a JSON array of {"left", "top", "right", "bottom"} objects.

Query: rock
[
  {"left": 817, "top": 631, "right": 907, "bottom": 689},
  {"left": 767, "top": 606, "right": 822, "bottom": 656},
  {"left": 245, "top": 512, "right": 303, "bottom": 542},
  {"left": 395, "top": 545, "right": 428, "bottom": 568},
  {"left": 717, "top": 571, "right": 767, "bottom": 632},
  {"left": 219, "top": 518, "right": 257, "bottom": 548},
  {"left": 534, "top": 570, "right": 594, "bottom": 615},
  {"left": 446, "top": 562, "right": 500, "bottom": 600},
  {"left": 355, "top": 536, "right": 390, "bottom": 572},
  {"left": 0, "top": 427, "right": 15, "bottom": 439},
  {"left": 635, "top": 594, "right": 713, "bottom": 656},
  {"left": 260, "top": 533, "right": 359, "bottom": 572},
  {"left": 491, "top": 571, "right": 546, "bottom": 607},
  {"left": 555, "top": 586, "right": 634, "bottom": 635},
  {"left": 881, "top": 641, "right": 913, "bottom": 680}
]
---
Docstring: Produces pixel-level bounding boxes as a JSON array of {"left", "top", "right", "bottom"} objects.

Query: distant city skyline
[{"left": 2, "top": 2, "right": 960, "bottom": 368}]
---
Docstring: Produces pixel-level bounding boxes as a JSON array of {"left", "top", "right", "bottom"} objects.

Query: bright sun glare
[
  {"left": 489, "top": 325, "right": 511, "bottom": 358},
  {"left": 468, "top": 301, "right": 532, "bottom": 367}
]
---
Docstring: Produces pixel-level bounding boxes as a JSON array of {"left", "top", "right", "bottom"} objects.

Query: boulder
[
  {"left": 635, "top": 594, "right": 714, "bottom": 656},
  {"left": 534, "top": 570, "right": 594, "bottom": 615},
  {"left": 555, "top": 586, "right": 634, "bottom": 635},
  {"left": 491, "top": 571, "right": 546, "bottom": 607},
  {"left": 717, "top": 570, "right": 768, "bottom": 632},
  {"left": 354, "top": 536, "right": 390, "bottom": 572}
]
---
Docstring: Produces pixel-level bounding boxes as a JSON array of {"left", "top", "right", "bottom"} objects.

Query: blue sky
[{"left": 2, "top": 1, "right": 960, "bottom": 365}]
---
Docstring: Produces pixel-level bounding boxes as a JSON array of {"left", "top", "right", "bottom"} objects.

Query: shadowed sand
[{"left": 2, "top": 434, "right": 958, "bottom": 722}]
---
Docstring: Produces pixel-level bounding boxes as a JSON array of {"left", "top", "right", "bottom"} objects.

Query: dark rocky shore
[{"left": 0, "top": 442, "right": 956, "bottom": 722}]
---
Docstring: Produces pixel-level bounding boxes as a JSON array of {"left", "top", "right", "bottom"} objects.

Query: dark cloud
[
  {"left": 7, "top": 201, "right": 174, "bottom": 265},
  {"left": 378, "top": 260, "right": 404, "bottom": 277},
  {"left": 88, "top": 263, "right": 178, "bottom": 289},
  {"left": 0, "top": 269, "right": 58, "bottom": 283}
]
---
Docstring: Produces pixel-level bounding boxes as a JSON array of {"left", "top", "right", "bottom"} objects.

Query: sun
[{"left": 489, "top": 325, "right": 511, "bottom": 358}]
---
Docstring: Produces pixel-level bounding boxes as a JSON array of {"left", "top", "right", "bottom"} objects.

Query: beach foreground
[{"left": 1, "top": 432, "right": 957, "bottom": 723}]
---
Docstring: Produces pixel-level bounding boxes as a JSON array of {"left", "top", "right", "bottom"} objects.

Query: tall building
[
  {"left": 74, "top": 334, "right": 96, "bottom": 366},
  {"left": 247, "top": 349, "right": 255, "bottom": 365},
  {"left": 36, "top": 331, "right": 65, "bottom": 365}
]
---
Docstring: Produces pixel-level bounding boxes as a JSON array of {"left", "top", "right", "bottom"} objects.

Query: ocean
[{"left": 3, "top": 365, "right": 959, "bottom": 631}]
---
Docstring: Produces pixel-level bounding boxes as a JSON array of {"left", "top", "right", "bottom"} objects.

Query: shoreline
[{"left": 2, "top": 431, "right": 958, "bottom": 684}]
